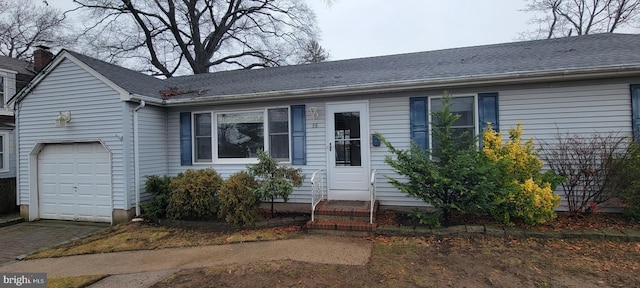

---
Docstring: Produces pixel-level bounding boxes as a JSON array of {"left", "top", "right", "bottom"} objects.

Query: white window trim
[
  {"left": 427, "top": 94, "right": 479, "bottom": 149},
  {"left": 0, "top": 132, "right": 8, "bottom": 172},
  {"left": 192, "top": 107, "right": 291, "bottom": 165}
]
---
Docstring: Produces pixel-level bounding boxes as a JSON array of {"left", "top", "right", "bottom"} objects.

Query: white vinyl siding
[
  {"left": 17, "top": 58, "right": 126, "bottom": 209},
  {"left": 499, "top": 83, "right": 632, "bottom": 145},
  {"left": 136, "top": 104, "right": 168, "bottom": 202}
]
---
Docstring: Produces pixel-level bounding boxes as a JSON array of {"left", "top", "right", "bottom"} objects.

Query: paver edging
[{"left": 375, "top": 225, "right": 640, "bottom": 242}]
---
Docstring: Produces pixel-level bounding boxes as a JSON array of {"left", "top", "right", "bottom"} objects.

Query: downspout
[
  {"left": 133, "top": 100, "right": 145, "bottom": 220},
  {"left": 13, "top": 101, "right": 20, "bottom": 208}
]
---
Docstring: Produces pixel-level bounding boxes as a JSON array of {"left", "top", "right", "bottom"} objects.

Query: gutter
[
  {"left": 161, "top": 64, "right": 640, "bottom": 106},
  {"left": 132, "top": 100, "right": 146, "bottom": 220}
]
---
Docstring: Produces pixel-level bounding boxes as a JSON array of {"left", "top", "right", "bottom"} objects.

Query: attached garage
[{"left": 37, "top": 143, "right": 112, "bottom": 223}]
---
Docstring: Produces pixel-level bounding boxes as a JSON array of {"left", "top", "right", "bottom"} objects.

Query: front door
[{"left": 326, "top": 102, "right": 370, "bottom": 200}]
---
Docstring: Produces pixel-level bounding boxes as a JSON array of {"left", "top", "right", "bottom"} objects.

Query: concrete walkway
[{"left": 0, "top": 235, "right": 372, "bottom": 287}]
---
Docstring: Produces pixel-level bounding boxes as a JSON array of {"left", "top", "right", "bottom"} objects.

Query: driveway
[{"left": 0, "top": 220, "right": 108, "bottom": 266}]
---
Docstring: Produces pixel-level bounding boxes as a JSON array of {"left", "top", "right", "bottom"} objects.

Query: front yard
[
  {"left": 33, "top": 219, "right": 640, "bottom": 287},
  {"left": 152, "top": 236, "right": 640, "bottom": 288}
]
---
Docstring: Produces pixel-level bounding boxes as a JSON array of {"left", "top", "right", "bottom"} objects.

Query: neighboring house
[
  {"left": 0, "top": 55, "right": 38, "bottom": 214},
  {"left": 10, "top": 33, "right": 640, "bottom": 224}
]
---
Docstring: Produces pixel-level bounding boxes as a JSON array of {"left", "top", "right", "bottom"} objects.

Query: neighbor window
[{"left": 194, "top": 108, "right": 290, "bottom": 163}]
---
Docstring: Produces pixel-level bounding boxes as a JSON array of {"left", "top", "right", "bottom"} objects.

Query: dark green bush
[
  {"left": 611, "top": 142, "right": 640, "bottom": 221},
  {"left": 167, "top": 169, "right": 223, "bottom": 220},
  {"left": 218, "top": 171, "right": 260, "bottom": 226},
  {"left": 141, "top": 175, "right": 173, "bottom": 218},
  {"left": 379, "top": 94, "right": 492, "bottom": 225}
]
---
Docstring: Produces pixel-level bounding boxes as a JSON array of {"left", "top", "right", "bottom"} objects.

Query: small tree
[
  {"left": 247, "top": 149, "right": 305, "bottom": 217},
  {"left": 380, "top": 94, "right": 491, "bottom": 225}
]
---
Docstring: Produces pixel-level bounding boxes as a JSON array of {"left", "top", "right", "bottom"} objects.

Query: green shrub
[
  {"left": 482, "top": 123, "right": 562, "bottom": 225},
  {"left": 380, "top": 93, "right": 492, "bottom": 225},
  {"left": 166, "top": 169, "right": 223, "bottom": 220},
  {"left": 247, "top": 149, "right": 305, "bottom": 217},
  {"left": 218, "top": 171, "right": 260, "bottom": 225},
  {"left": 611, "top": 142, "right": 640, "bottom": 221},
  {"left": 141, "top": 175, "right": 173, "bottom": 218}
]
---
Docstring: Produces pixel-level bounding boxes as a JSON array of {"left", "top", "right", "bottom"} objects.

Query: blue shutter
[
  {"left": 180, "top": 112, "right": 192, "bottom": 166},
  {"left": 291, "top": 105, "right": 306, "bottom": 165},
  {"left": 631, "top": 85, "right": 640, "bottom": 142},
  {"left": 410, "top": 97, "right": 429, "bottom": 149},
  {"left": 478, "top": 92, "right": 499, "bottom": 133}
]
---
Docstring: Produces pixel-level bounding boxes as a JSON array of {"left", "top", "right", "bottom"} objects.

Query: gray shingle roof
[
  {"left": 67, "top": 33, "right": 640, "bottom": 101},
  {"left": 0, "top": 55, "right": 34, "bottom": 76},
  {"left": 65, "top": 50, "right": 168, "bottom": 97}
]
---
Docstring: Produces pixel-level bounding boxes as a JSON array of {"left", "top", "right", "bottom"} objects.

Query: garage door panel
[{"left": 38, "top": 143, "right": 112, "bottom": 223}]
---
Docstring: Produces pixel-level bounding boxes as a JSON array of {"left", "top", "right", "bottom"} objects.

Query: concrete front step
[{"left": 314, "top": 214, "right": 374, "bottom": 222}]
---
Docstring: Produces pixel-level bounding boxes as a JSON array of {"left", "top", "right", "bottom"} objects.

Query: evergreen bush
[
  {"left": 218, "top": 171, "right": 260, "bottom": 225},
  {"left": 166, "top": 168, "right": 223, "bottom": 220}
]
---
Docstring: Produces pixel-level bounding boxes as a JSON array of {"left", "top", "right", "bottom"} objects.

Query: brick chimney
[{"left": 34, "top": 45, "right": 53, "bottom": 72}]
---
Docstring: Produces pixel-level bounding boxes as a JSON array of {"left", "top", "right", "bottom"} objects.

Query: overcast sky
[
  {"left": 53, "top": 0, "right": 532, "bottom": 61},
  {"left": 305, "top": 0, "right": 531, "bottom": 60}
]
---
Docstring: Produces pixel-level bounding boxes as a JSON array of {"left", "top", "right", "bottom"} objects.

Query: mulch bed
[{"left": 376, "top": 209, "right": 640, "bottom": 232}]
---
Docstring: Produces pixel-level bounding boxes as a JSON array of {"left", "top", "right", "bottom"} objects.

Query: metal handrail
[
  {"left": 370, "top": 169, "right": 377, "bottom": 224},
  {"left": 311, "top": 169, "right": 326, "bottom": 222}
]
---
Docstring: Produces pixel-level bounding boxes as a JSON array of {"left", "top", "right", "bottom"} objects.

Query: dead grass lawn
[
  {"left": 153, "top": 236, "right": 640, "bottom": 288},
  {"left": 28, "top": 222, "right": 302, "bottom": 259}
]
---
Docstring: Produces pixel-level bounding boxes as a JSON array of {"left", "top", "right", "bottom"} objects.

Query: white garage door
[{"left": 38, "top": 143, "right": 112, "bottom": 222}]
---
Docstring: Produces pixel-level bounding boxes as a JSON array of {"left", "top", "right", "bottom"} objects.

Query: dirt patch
[{"left": 153, "top": 236, "right": 640, "bottom": 288}]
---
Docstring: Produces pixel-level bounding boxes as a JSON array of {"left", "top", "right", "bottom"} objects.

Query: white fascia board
[
  {"left": 0, "top": 68, "right": 18, "bottom": 75},
  {"left": 164, "top": 64, "right": 640, "bottom": 106}
]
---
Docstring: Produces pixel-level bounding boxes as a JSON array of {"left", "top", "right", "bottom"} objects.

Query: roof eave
[{"left": 163, "top": 65, "right": 640, "bottom": 106}]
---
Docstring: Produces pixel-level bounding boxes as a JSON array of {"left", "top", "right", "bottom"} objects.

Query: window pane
[
  {"left": 195, "top": 137, "right": 212, "bottom": 160},
  {"left": 194, "top": 113, "right": 212, "bottom": 161},
  {"left": 431, "top": 97, "right": 474, "bottom": 127},
  {"left": 195, "top": 113, "right": 211, "bottom": 136},
  {"left": 334, "top": 112, "right": 361, "bottom": 166},
  {"left": 268, "top": 108, "right": 288, "bottom": 133},
  {"left": 269, "top": 134, "right": 289, "bottom": 159},
  {"left": 268, "top": 108, "right": 289, "bottom": 160},
  {"left": 218, "top": 112, "right": 264, "bottom": 158}
]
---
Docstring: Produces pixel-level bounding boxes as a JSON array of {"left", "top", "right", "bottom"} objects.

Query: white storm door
[{"left": 326, "top": 102, "right": 370, "bottom": 200}]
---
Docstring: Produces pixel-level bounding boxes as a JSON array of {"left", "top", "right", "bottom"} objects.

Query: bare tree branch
[
  {"left": 71, "top": 0, "right": 319, "bottom": 77},
  {"left": 0, "top": 0, "right": 71, "bottom": 60},
  {"left": 522, "top": 0, "right": 640, "bottom": 39}
]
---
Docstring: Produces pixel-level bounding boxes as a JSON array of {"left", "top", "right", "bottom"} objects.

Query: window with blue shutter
[
  {"left": 410, "top": 97, "right": 429, "bottom": 149},
  {"left": 290, "top": 105, "right": 306, "bottom": 165},
  {"left": 631, "top": 85, "right": 640, "bottom": 142},
  {"left": 179, "top": 112, "right": 192, "bottom": 166}
]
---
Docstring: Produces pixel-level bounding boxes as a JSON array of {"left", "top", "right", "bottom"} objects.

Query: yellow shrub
[{"left": 482, "top": 123, "right": 560, "bottom": 225}]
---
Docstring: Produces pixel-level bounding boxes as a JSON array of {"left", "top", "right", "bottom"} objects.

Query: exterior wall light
[{"left": 55, "top": 111, "right": 71, "bottom": 128}]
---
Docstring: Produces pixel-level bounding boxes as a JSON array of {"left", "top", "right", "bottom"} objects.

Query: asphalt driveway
[{"left": 0, "top": 220, "right": 108, "bottom": 266}]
